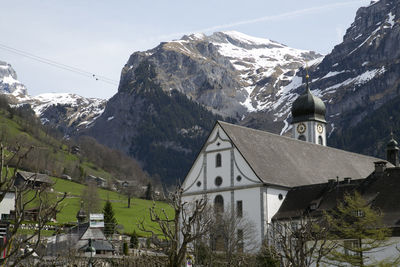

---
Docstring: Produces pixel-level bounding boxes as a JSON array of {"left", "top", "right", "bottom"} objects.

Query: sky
[{"left": 0, "top": 0, "right": 371, "bottom": 99}]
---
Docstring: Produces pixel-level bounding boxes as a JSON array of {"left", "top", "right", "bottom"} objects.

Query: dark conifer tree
[{"left": 103, "top": 200, "right": 117, "bottom": 237}]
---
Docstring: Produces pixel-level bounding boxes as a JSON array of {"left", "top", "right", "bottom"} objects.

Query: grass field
[{"left": 51, "top": 177, "right": 173, "bottom": 236}]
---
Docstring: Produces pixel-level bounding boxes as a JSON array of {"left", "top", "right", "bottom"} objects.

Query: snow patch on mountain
[{"left": 206, "top": 31, "right": 322, "bottom": 114}]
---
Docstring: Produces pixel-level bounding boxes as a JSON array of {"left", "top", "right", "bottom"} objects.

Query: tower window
[
  {"left": 216, "top": 153, "right": 222, "bottom": 167},
  {"left": 236, "top": 200, "right": 243, "bottom": 218},
  {"left": 298, "top": 135, "right": 306, "bottom": 141},
  {"left": 318, "top": 136, "right": 323, "bottom": 145}
]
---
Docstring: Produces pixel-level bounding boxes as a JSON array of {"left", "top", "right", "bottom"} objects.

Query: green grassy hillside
[
  {"left": 0, "top": 98, "right": 149, "bottom": 188},
  {"left": 51, "top": 177, "right": 172, "bottom": 235}
]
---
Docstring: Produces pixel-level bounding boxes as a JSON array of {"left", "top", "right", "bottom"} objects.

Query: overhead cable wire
[{"left": 0, "top": 42, "right": 119, "bottom": 86}]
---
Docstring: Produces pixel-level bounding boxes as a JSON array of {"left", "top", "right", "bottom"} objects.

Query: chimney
[{"left": 374, "top": 161, "right": 387, "bottom": 174}]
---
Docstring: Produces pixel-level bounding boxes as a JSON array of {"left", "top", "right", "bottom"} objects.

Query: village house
[
  {"left": 15, "top": 171, "right": 53, "bottom": 189},
  {"left": 85, "top": 175, "right": 107, "bottom": 188}
]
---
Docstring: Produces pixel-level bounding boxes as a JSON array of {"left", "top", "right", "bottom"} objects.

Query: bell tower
[{"left": 290, "top": 74, "right": 327, "bottom": 145}]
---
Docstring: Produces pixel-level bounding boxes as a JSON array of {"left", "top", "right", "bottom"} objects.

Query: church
[{"left": 181, "top": 76, "right": 388, "bottom": 250}]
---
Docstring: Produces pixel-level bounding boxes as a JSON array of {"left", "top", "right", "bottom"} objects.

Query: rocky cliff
[
  {"left": 119, "top": 31, "right": 321, "bottom": 124},
  {"left": 84, "top": 61, "right": 227, "bottom": 184},
  {"left": 299, "top": 0, "right": 400, "bottom": 140}
]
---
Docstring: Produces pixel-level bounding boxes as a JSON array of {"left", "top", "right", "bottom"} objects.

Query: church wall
[
  {"left": 181, "top": 153, "right": 205, "bottom": 194},
  {"left": 206, "top": 149, "right": 231, "bottom": 190},
  {"left": 266, "top": 187, "right": 288, "bottom": 223},
  {"left": 235, "top": 187, "right": 263, "bottom": 250},
  {"left": 233, "top": 149, "right": 262, "bottom": 186}
]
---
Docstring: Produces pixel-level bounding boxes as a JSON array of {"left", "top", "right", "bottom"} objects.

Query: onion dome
[{"left": 291, "top": 75, "right": 326, "bottom": 124}]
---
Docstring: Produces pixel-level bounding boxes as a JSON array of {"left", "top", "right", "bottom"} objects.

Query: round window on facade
[
  {"left": 215, "top": 176, "right": 223, "bottom": 186},
  {"left": 278, "top": 194, "right": 283, "bottom": 200},
  {"left": 236, "top": 175, "right": 242, "bottom": 182},
  {"left": 197, "top": 181, "right": 202, "bottom": 187}
]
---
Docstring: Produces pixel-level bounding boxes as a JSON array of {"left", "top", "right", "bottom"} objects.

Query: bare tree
[
  {"left": 81, "top": 181, "right": 101, "bottom": 215},
  {"left": 138, "top": 186, "right": 212, "bottom": 267},
  {"left": 201, "top": 210, "right": 258, "bottom": 266},
  {"left": 268, "top": 214, "right": 336, "bottom": 267},
  {"left": 0, "top": 143, "right": 66, "bottom": 266}
]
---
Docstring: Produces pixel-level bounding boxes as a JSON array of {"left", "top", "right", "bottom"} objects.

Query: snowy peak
[
  {"left": 121, "top": 31, "right": 322, "bottom": 121},
  {"left": 0, "top": 61, "right": 28, "bottom": 97},
  {"left": 209, "top": 31, "right": 281, "bottom": 48},
  {"left": 19, "top": 92, "right": 106, "bottom": 132}
]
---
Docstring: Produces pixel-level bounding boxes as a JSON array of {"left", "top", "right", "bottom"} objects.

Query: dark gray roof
[
  {"left": 79, "top": 239, "right": 114, "bottom": 252},
  {"left": 273, "top": 166, "right": 400, "bottom": 228},
  {"left": 218, "top": 121, "right": 389, "bottom": 187},
  {"left": 17, "top": 171, "right": 53, "bottom": 184}
]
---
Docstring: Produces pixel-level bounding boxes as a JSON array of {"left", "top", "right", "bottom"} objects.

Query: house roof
[
  {"left": 218, "top": 121, "right": 389, "bottom": 187},
  {"left": 273, "top": 179, "right": 362, "bottom": 220},
  {"left": 79, "top": 239, "right": 114, "bottom": 251},
  {"left": 272, "top": 166, "right": 400, "bottom": 228},
  {"left": 17, "top": 171, "right": 53, "bottom": 184}
]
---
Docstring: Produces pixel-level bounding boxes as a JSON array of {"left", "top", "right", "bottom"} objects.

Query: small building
[
  {"left": 15, "top": 171, "right": 53, "bottom": 189},
  {"left": 85, "top": 175, "right": 107, "bottom": 188},
  {"left": 46, "top": 205, "right": 114, "bottom": 256}
]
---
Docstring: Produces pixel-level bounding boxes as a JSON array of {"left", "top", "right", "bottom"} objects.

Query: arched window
[
  {"left": 298, "top": 135, "right": 306, "bottom": 141},
  {"left": 214, "top": 195, "right": 224, "bottom": 214},
  {"left": 318, "top": 136, "right": 323, "bottom": 145},
  {"left": 216, "top": 153, "right": 222, "bottom": 167}
]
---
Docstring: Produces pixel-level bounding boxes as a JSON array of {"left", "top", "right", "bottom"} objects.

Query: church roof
[{"left": 218, "top": 121, "right": 390, "bottom": 188}]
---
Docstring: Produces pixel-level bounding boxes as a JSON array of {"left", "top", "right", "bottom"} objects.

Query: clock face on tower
[
  {"left": 297, "top": 123, "right": 306, "bottom": 134},
  {"left": 317, "top": 123, "right": 323, "bottom": 134}
]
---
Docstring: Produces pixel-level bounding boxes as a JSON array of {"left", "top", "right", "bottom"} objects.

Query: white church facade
[{"left": 181, "top": 78, "right": 386, "bottom": 250}]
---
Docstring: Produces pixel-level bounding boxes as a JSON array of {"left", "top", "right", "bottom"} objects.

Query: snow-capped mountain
[
  {"left": 22, "top": 93, "right": 106, "bottom": 134},
  {"left": 0, "top": 60, "right": 28, "bottom": 97},
  {"left": 119, "top": 31, "right": 321, "bottom": 123},
  {"left": 0, "top": 61, "right": 106, "bottom": 134}
]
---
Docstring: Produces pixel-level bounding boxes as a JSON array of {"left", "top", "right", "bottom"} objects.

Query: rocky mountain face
[
  {"left": 299, "top": 0, "right": 400, "bottom": 142},
  {"left": 83, "top": 61, "right": 226, "bottom": 184},
  {"left": 119, "top": 31, "right": 321, "bottom": 126},
  {"left": 0, "top": 61, "right": 106, "bottom": 135}
]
